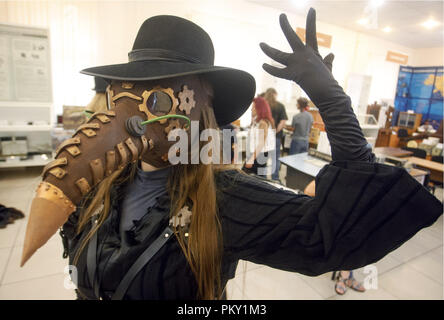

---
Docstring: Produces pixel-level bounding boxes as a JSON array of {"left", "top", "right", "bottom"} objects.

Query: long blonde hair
[
  {"left": 264, "top": 88, "right": 277, "bottom": 109},
  {"left": 86, "top": 93, "right": 107, "bottom": 113},
  {"left": 74, "top": 77, "right": 224, "bottom": 299}
]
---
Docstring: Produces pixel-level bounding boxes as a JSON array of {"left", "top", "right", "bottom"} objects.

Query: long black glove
[{"left": 260, "top": 8, "right": 374, "bottom": 162}]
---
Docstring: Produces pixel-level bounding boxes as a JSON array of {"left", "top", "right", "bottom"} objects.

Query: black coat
[{"left": 61, "top": 160, "right": 443, "bottom": 300}]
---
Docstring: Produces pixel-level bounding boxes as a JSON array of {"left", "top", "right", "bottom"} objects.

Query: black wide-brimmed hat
[
  {"left": 92, "top": 76, "right": 108, "bottom": 93},
  {"left": 81, "top": 15, "right": 256, "bottom": 126}
]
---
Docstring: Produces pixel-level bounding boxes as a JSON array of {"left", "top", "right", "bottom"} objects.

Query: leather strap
[
  {"left": 86, "top": 221, "right": 99, "bottom": 298},
  {"left": 112, "top": 92, "right": 142, "bottom": 102},
  {"left": 140, "top": 136, "right": 148, "bottom": 158},
  {"left": 93, "top": 110, "right": 116, "bottom": 117},
  {"left": 90, "top": 159, "right": 104, "bottom": 185},
  {"left": 75, "top": 177, "right": 91, "bottom": 195},
  {"left": 66, "top": 145, "right": 81, "bottom": 157},
  {"left": 111, "top": 227, "right": 173, "bottom": 300},
  {"left": 55, "top": 137, "right": 81, "bottom": 157},
  {"left": 125, "top": 138, "right": 138, "bottom": 162},
  {"left": 48, "top": 167, "right": 67, "bottom": 179},
  {"left": 75, "top": 123, "right": 100, "bottom": 136},
  {"left": 105, "top": 150, "right": 116, "bottom": 176},
  {"left": 94, "top": 114, "right": 111, "bottom": 124},
  {"left": 42, "top": 157, "right": 67, "bottom": 177},
  {"left": 128, "top": 48, "right": 201, "bottom": 64},
  {"left": 116, "top": 143, "right": 127, "bottom": 168},
  {"left": 80, "top": 129, "right": 97, "bottom": 138},
  {"left": 87, "top": 110, "right": 116, "bottom": 124}
]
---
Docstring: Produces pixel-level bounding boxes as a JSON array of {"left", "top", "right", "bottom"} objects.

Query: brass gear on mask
[{"left": 178, "top": 85, "right": 196, "bottom": 115}]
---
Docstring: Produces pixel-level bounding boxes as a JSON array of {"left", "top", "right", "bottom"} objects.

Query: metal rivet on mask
[{"left": 121, "top": 82, "right": 135, "bottom": 89}]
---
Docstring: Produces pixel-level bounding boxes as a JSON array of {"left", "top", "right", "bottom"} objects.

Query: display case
[
  {"left": 397, "top": 112, "right": 422, "bottom": 132},
  {"left": 357, "top": 114, "right": 379, "bottom": 148},
  {"left": 0, "top": 23, "right": 54, "bottom": 168}
]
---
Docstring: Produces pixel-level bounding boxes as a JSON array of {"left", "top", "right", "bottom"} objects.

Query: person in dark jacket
[
  {"left": 60, "top": 10, "right": 442, "bottom": 300},
  {"left": 264, "top": 88, "right": 288, "bottom": 181}
]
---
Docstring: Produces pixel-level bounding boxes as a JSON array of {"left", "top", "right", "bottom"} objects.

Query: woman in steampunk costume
[{"left": 21, "top": 9, "right": 442, "bottom": 299}]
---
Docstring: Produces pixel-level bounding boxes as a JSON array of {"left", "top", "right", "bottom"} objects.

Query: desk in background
[
  {"left": 406, "top": 157, "right": 444, "bottom": 183},
  {"left": 279, "top": 153, "right": 327, "bottom": 191},
  {"left": 280, "top": 153, "right": 430, "bottom": 191},
  {"left": 374, "top": 147, "right": 413, "bottom": 158}
]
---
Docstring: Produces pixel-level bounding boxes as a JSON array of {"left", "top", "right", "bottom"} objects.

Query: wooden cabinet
[
  {"left": 308, "top": 109, "right": 325, "bottom": 131},
  {"left": 397, "top": 112, "right": 422, "bottom": 134},
  {"left": 375, "top": 128, "right": 392, "bottom": 147}
]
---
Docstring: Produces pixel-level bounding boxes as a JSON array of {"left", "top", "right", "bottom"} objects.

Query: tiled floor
[{"left": 0, "top": 166, "right": 442, "bottom": 300}]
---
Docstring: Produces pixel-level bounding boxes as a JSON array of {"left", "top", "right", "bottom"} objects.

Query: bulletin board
[
  {"left": 394, "top": 66, "right": 443, "bottom": 129},
  {"left": 0, "top": 23, "right": 52, "bottom": 104}
]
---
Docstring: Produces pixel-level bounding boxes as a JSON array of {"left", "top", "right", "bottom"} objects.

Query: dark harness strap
[
  {"left": 111, "top": 226, "right": 173, "bottom": 300},
  {"left": 86, "top": 223, "right": 100, "bottom": 299}
]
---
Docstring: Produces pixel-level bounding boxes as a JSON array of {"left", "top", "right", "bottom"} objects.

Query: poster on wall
[{"left": 0, "top": 24, "right": 52, "bottom": 103}]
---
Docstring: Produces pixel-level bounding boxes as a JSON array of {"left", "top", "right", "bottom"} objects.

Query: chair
[
  {"left": 397, "top": 128, "right": 410, "bottom": 148},
  {"left": 422, "top": 170, "right": 435, "bottom": 194},
  {"left": 402, "top": 147, "right": 427, "bottom": 159},
  {"left": 431, "top": 155, "right": 443, "bottom": 163},
  {"left": 397, "top": 128, "right": 409, "bottom": 138}
]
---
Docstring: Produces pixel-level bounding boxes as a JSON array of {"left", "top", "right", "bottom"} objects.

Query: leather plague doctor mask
[{"left": 21, "top": 75, "right": 211, "bottom": 266}]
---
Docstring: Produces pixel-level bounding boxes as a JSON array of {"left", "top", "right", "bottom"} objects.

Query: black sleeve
[{"left": 217, "top": 163, "right": 442, "bottom": 276}]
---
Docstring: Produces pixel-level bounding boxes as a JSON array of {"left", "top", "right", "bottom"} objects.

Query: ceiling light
[
  {"left": 370, "top": 0, "right": 385, "bottom": 7},
  {"left": 357, "top": 18, "right": 369, "bottom": 25},
  {"left": 383, "top": 26, "right": 392, "bottom": 33},
  {"left": 292, "top": 0, "right": 308, "bottom": 8},
  {"left": 421, "top": 18, "right": 440, "bottom": 29}
]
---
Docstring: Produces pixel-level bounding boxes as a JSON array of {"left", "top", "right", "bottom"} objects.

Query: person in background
[
  {"left": 417, "top": 120, "right": 437, "bottom": 134},
  {"left": 264, "top": 88, "right": 287, "bottom": 181},
  {"left": 287, "top": 97, "right": 313, "bottom": 155},
  {"left": 243, "top": 97, "right": 275, "bottom": 175},
  {"left": 304, "top": 180, "right": 366, "bottom": 295}
]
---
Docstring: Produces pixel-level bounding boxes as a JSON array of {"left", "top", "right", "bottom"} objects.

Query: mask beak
[{"left": 21, "top": 182, "right": 75, "bottom": 267}]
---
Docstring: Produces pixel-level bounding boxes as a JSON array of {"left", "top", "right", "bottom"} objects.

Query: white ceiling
[{"left": 248, "top": 0, "right": 444, "bottom": 48}]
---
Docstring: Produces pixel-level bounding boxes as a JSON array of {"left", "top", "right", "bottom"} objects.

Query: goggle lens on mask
[{"left": 147, "top": 91, "right": 173, "bottom": 116}]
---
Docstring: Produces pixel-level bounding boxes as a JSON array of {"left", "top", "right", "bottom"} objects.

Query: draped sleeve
[{"left": 216, "top": 161, "right": 442, "bottom": 276}]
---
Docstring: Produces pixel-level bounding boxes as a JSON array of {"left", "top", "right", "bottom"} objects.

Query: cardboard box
[{"left": 309, "top": 127, "right": 320, "bottom": 145}]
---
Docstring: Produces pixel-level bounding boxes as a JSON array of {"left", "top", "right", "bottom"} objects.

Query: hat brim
[{"left": 81, "top": 61, "right": 256, "bottom": 126}]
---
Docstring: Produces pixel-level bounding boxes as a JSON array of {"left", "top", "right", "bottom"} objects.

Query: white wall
[
  {"left": 0, "top": 0, "right": 441, "bottom": 126},
  {"left": 411, "top": 47, "right": 444, "bottom": 67}
]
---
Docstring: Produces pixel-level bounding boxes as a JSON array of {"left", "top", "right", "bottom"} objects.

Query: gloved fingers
[
  {"left": 262, "top": 63, "right": 292, "bottom": 80},
  {"left": 279, "top": 13, "right": 304, "bottom": 52},
  {"left": 305, "top": 8, "right": 319, "bottom": 53},
  {"left": 323, "top": 53, "right": 335, "bottom": 72},
  {"left": 259, "top": 42, "right": 290, "bottom": 65}
]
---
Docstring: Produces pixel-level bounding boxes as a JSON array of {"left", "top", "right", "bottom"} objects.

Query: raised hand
[
  {"left": 260, "top": 9, "right": 338, "bottom": 105},
  {"left": 260, "top": 8, "right": 374, "bottom": 163}
]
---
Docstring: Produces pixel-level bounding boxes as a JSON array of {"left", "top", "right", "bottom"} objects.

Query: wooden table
[
  {"left": 374, "top": 147, "right": 413, "bottom": 158},
  {"left": 280, "top": 153, "right": 328, "bottom": 191},
  {"left": 408, "top": 168, "right": 430, "bottom": 185},
  {"left": 406, "top": 157, "right": 444, "bottom": 183},
  {"left": 280, "top": 153, "right": 431, "bottom": 190}
]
